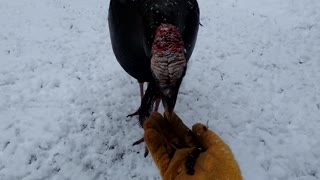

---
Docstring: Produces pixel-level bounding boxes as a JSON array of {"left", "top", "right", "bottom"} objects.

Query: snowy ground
[{"left": 0, "top": 0, "right": 320, "bottom": 179}]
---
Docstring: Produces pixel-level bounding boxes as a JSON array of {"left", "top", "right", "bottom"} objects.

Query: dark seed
[{"left": 186, "top": 147, "right": 205, "bottom": 175}]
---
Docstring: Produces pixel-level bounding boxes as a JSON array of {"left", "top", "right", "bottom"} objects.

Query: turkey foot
[
  {"left": 132, "top": 137, "right": 149, "bottom": 157},
  {"left": 127, "top": 108, "right": 140, "bottom": 117},
  {"left": 127, "top": 81, "right": 144, "bottom": 117}
]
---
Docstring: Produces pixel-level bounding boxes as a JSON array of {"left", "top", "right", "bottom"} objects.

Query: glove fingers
[
  {"left": 144, "top": 125, "right": 171, "bottom": 176},
  {"left": 143, "top": 112, "right": 174, "bottom": 145},
  {"left": 143, "top": 112, "right": 165, "bottom": 131},
  {"left": 191, "top": 123, "right": 226, "bottom": 150},
  {"left": 163, "top": 112, "right": 191, "bottom": 138}
]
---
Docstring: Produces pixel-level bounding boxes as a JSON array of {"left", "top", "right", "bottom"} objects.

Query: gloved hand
[{"left": 143, "top": 112, "right": 242, "bottom": 180}]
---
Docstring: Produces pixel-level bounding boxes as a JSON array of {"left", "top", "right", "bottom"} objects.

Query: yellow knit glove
[{"left": 144, "top": 112, "right": 242, "bottom": 180}]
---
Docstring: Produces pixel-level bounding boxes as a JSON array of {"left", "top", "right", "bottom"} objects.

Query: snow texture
[{"left": 0, "top": 0, "right": 320, "bottom": 179}]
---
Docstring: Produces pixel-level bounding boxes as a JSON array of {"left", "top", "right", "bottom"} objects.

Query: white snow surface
[{"left": 0, "top": 0, "right": 320, "bottom": 179}]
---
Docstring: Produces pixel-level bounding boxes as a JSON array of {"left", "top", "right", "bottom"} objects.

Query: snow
[{"left": 0, "top": 0, "right": 319, "bottom": 179}]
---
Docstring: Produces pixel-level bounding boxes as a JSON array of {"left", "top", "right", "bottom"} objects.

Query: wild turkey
[{"left": 108, "top": 0, "right": 200, "bottom": 126}]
